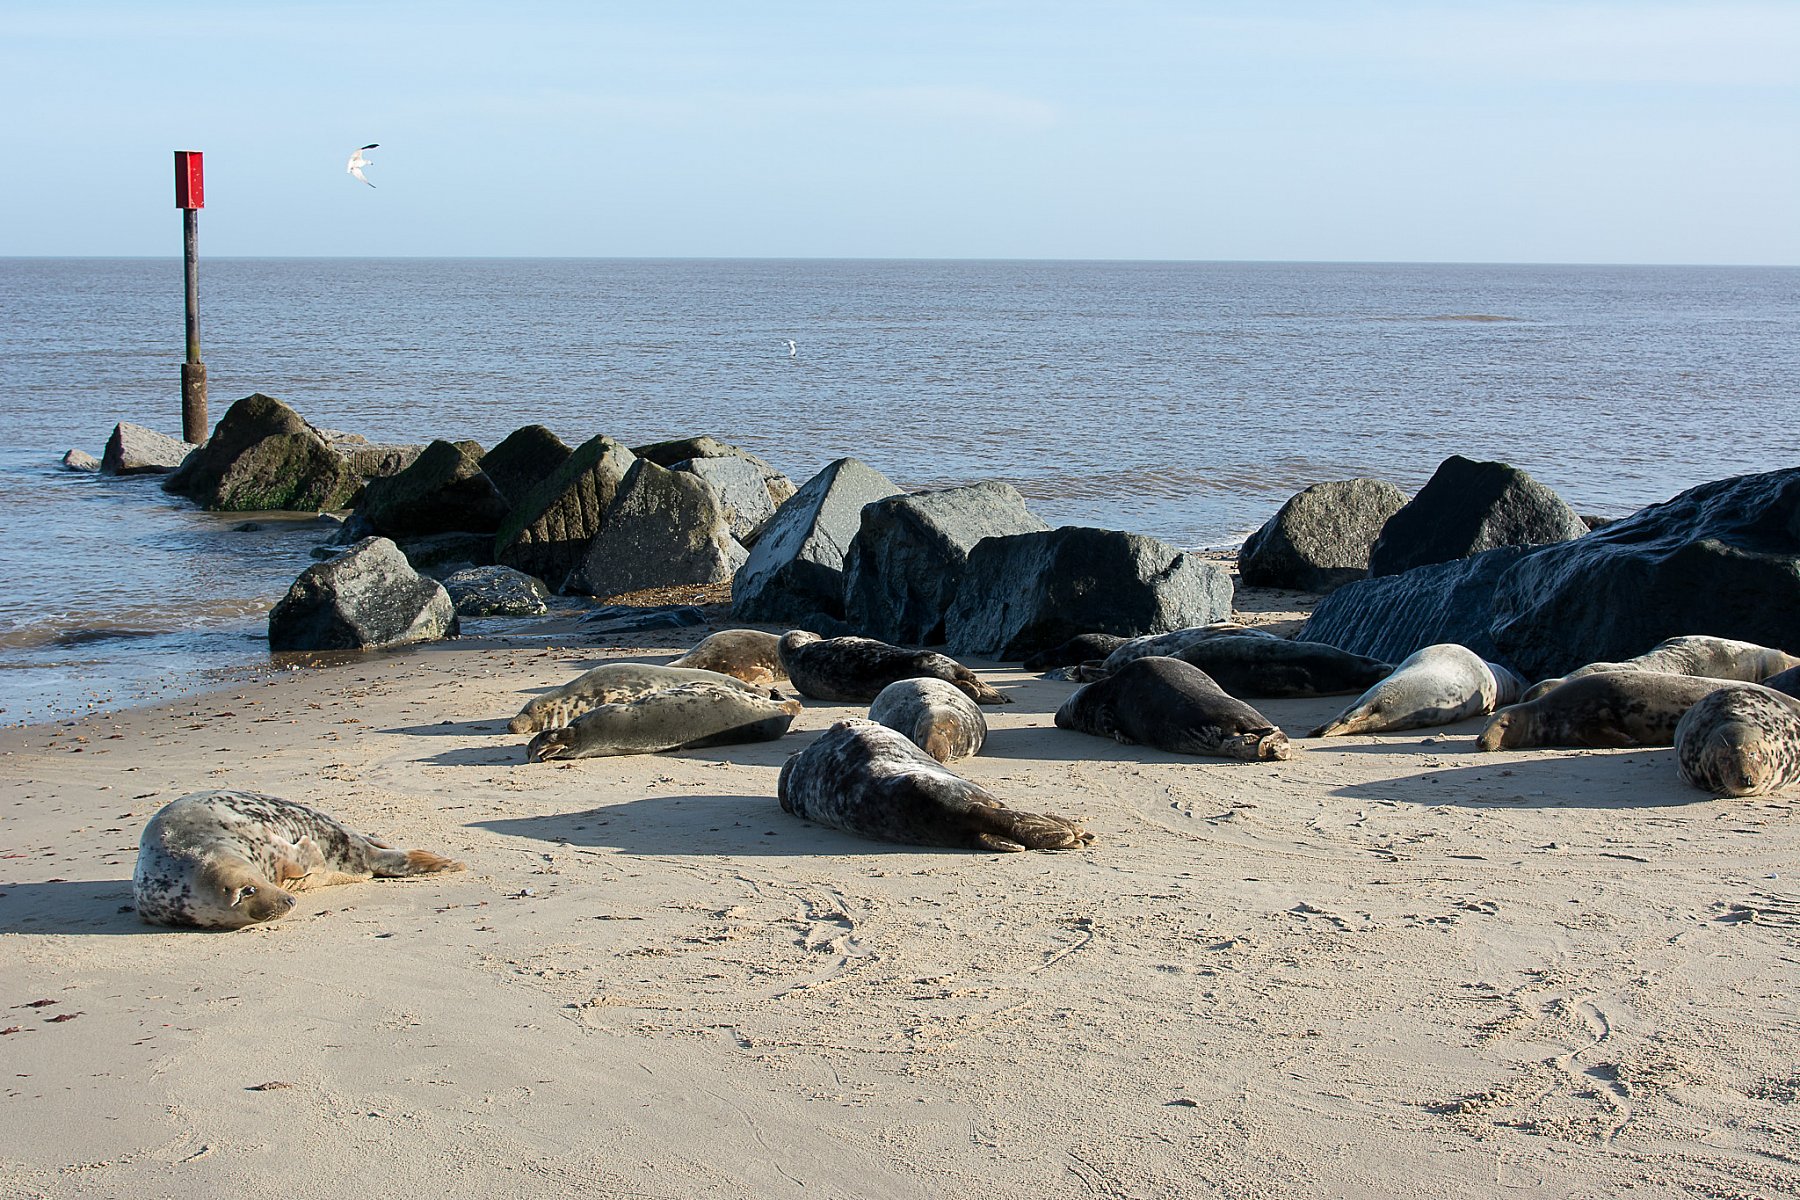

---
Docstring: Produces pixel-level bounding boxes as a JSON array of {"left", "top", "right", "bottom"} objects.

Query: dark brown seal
[
  {"left": 1021, "top": 633, "right": 1129, "bottom": 672},
  {"left": 778, "top": 631, "right": 1010, "bottom": 705},
  {"left": 134, "top": 790, "right": 464, "bottom": 929},
  {"left": 1674, "top": 685, "right": 1800, "bottom": 797},
  {"left": 1054, "top": 656, "right": 1291, "bottom": 760},
  {"left": 1169, "top": 636, "right": 1392, "bottom": 698},
  {"left": 1477, "top": 671, "right": 1733, "bottom": 751},
  {"left": 778, "top": 718, "right": 1091, "bottom": 851}
]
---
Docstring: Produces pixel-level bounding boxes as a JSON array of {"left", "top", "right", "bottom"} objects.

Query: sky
[{"left": 2, "top": 0, "right": 1797, "bottom": 263}]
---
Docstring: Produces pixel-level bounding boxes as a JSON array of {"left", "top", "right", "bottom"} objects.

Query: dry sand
[{"left": 3, "top": 580, "right": 1799, "bottom": 1198}]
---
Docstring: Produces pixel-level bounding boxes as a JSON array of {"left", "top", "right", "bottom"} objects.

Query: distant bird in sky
[
  {"left": 786, "top": 339, "right": 797, "bottom": 357},
  {"left": 346, "top": 144, "right": 378, "bottom": 187}
]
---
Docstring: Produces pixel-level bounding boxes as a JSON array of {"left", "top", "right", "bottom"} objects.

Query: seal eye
[{"left": 229, "top": 884, "right": 258, "bottom": 906}]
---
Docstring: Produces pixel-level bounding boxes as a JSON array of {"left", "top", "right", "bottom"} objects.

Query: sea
[{"left": 2, "top": 257, "right": 1797, "bottom": 724}]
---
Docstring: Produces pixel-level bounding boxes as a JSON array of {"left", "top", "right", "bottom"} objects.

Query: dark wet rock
[
  {"left": 268, "top": 536, "right": 459, "bottom": 651},
  {"left": 1488, "top": 467, "right": 1800, "bottom": 680},
  {"left": 1299, "top": 545, "right": 1535, "bottom": 666},
  {"left": 442, "top": 565, "right": 549, "bottom": 617},
  {"left": 480, "top": 425, "right": 572, "bottom": 507},
  {"left": 843, "top": 482, "right": 1048, "bottom": 645},
  {"left": 731, "top": 458, "right": 902, "bottom": 628},
  {"left": 356, "top": 439, "right": 508, "bottom": 537},
  {"left": 102, "top": 422, "right": 196, "bottom": 476},
  {"left": 944, "top": 526, "right": 1234, "bottom": 661},
  {"left": 580, "top": 604, "right": 708, "bottom": 633},
  {"left": 393, "top": 531, "right": 497, "bottom": 572},
  {"left": 672, "top": 455, "right": 779, "bottom": 543},
  {"left": 1367, "top": 455, "right": 1588, "bottom": 577},
  {"left": 495, "top": 434, "right": 637, "bottom": 590},
  {"left": 164, "top": 393, "right": 359, "bottom": 512},
  {"left": 564, "top": 459, "right": 747, "bottom": 596},
  {"left": 1239, "top": 478, "right": 1409, "bottom": 594},
  {"left": 61, "top": 449, "right": 100, "bottom": 472},
  {"left": 233, "top": 522, "right": 262, "bottom": 533}
]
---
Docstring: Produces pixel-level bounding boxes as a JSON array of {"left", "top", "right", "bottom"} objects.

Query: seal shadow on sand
[
  {"left": 472, "top": 796, "right": 929, "bottom": 857},
  {"left": 0, "top": 878, "right": 145, "bottom": 936},
  {"left": 380, "top": 718, "right": 510, "bottom": 738},
  {"left": 1328, "top": 748, "right": 1711, "bottom": 809}
]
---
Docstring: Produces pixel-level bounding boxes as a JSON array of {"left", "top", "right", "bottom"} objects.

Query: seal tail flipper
[
  {"left": 365, "top": 848, "right": 467, "bottom": 877},
  {"left": 965, "top": 804, "right": 1093, "bottom": 852}
]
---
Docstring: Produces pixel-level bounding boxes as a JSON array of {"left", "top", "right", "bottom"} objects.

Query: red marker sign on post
[{"left": 174, "top": 151, "right": 207, "bottom": 444}]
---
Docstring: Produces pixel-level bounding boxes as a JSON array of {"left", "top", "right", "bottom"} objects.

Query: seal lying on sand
[
  {"left": 1055, "top": 656, "right": 1291, "bottom": 760},
  {"left": 1168, "top": 636, "right": 1392, "bottom": 698},
  {"left": 868, "top": 677, "right": 988, "bottom": 762},
  {"left": 778, "top": 718, "right": 1091, "bottom": 851},
  {"left": 1675, "top": 685, "right": 1800, "bottom": 797},
  {"left": 1523, "top": 635, "right": 1800, "bottom": 703},
  {"left": 668, "top": 628, "right": 788, "bottom": 686},
  {"left": 509, "top": 662, "right": 778, "bottom": 733},
  {"left": 528, "top": 683, "right": 802, "bottom": 761},
  {"left": 1021, "top": 633, "right": 1129, "bottom": 672},
  {"left": 1100, "top": 623, "right": 1277, "bottom": 672},
  {"left": 1763, "top": 666, "right": 1800, "bottom": 700},
  {"left": 779, "top": 631, "right": 1009, "bottom": 705},
  {"left": 134, "top": 790, "right": 464, "bottom": 929},
  {"left": 1312, "top": 643, "right": 1522, "bottom": 737},
  {"left": 1477, "top": 671, "right": 1734, "bottom": 751}
]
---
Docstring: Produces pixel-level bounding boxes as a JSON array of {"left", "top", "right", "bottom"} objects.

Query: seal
[
  {"left": 133, "top": 789, "right": 464, "bottom": 929},
  {"left": 1763, "top": 665, "right": 1800, "bottom": 700},
  {"left": 1311, "top": 643, "right": 1523, "bottom": 737},
  {"left": 1100, "top": 623, "right": 1277, "bottom": 672},
  {"left": 777, "top": 718, "right": 1092, "bottom": 851},
  {"left": 1674, "top": 684, "right": 1800, "bottom": 797},
  {"left": 1523, "top": 635, "right": 1800, "bottom": 703},
  {"left": 867, "top": 677, "right": 988, "bottom": 762},
  {"left": 1477, "top": 671, "right": 1732, "bottom": 751},
  {"left": 778, "top": 631, "right": 1010, "bottom": 705},
  {"left": 1020, "top": 633, "right": 1129, "bottom": 672},
  {"left": 667, "top": 628, "right": 788, "bottom": 686},
  {"left": 509, "top": 662, "right": 778, "bottom": 734},
  {"left": 1168, "top": 636, "right": 1392, "bottom": 698},
  {"left": 527, "top": 682, "right": 802, "bottom": 761},
  {"left": 1055, "top": 656, "right": 1291, "bottom": 760}
]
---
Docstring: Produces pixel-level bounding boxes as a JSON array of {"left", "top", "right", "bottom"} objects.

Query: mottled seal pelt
[
  {"left": 133, "top": 790, "right": 464, "bottom": 929},
  {"left": 667, "top": 628, "right": 788, "bottom": 686},
  {"left": 1311, "top": 643, "right": 1523, "bottom": 737},
  {"left": 1674, "top": 685, "right": 1800, "bottom": 797},
  {"left": 527, "top": 682, "right": 802, "bottom": 761},
  {"left": 1477, "top": 671, "right": 1736, "bottom": 751},
  {"left": 1523, "top": 635, "right": 1800, "bottom": 703},
  {"left": 778, "top": 718, "right": 1091, "bottom": 851},
  {"left": 1020, "top": 633, "right": 1129, "bottom": 672},
  {"left": 867, "top": 677, "right": 988, "bottom": 762},
  {"left": 1100, "top": 623, "right": 1277, "bottom": 672},
  {"left": 1055, "top": 656, "right": 1292, "bottom": 761},
  {"left": 1167, "top": 636, "right": 1392, "bottom": 698},
  {"left": 509, "top": 662, "right": 778, "bottom": 733},
  {"left": 778, "top": 631, "right": 1010, "bottom": 705}
]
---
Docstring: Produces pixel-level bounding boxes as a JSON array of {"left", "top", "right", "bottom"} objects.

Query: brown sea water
[{"left": 2, "top": 257, "right": 1797, "bottom": 721}]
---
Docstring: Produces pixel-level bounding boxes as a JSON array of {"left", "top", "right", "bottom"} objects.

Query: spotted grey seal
[
  {"left": 1020, "top": 632, "right": 1129, "bottom": 672},
  {"left": 1674, "top": 684, "right": 1800, "bottom": 797},
  {"left": 527, "top": 682, "right": 801, "bottom": 761},
  {"left": 1099, "top": 623, "right": 1277, "bottom": 672},
  {"left": 778, "top": 718, "right": 1091, "bottom": 851},
  {"left": 867, "top": 677, "right": 988, "bottom": 762},
  {"left": 668, "top": 628, "right": 788, "bottom": 686},
  {"left": 509, "top": 662, "right": 778, "bottom": 734},
  {"left": 1168, "top": 636, "right": 1392, "bottom": 698},
  {"left": 134, "top": 790, "right": 464, "bottom": 929},
  {"left": 778, "top": 631, "right": 1010, "bottom": 705},
  {"left": 1477, "top": 671, "right": 1736, "bottom": 751},
  {"left": 1055, "top": 656, "right": 1291, "bottom": 760},
  {"left": 1311, "top": 643, "right": 1522, "bottom": 738},
  {"left": 1522, "top": 635, "right": 1800, "bottom": 703}
]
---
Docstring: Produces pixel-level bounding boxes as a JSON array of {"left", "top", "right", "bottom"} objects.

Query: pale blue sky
[{"left": 3, "top": 0, "right": 1796, "bottom": 262}]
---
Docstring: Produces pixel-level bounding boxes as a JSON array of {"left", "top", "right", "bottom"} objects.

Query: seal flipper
[
  {"left": 367, "top": 847, "right": 466, "bottom": 877},
  {"left": 962, "top": 803, "right": 1093, "bottom": 852}
]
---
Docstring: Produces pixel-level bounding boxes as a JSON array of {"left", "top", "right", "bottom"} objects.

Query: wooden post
[{"left": 174, "top": 151, "right": 208, "bottom": 444}]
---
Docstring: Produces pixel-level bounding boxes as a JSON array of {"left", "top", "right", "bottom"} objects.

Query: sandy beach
[{"left": 3, "top": 573, "right": 1798, "bottom": 1199}]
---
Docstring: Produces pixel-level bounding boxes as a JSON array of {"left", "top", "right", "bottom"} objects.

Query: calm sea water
[{"left": 2, "top": 257, "right": 1797, "bottom": 722}]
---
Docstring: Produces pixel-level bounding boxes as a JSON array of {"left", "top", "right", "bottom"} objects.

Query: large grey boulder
[
  {"left": 635, "top": 435, "right": 796, "bottom": 508},
  {"left": 1298, "top": 545, "right": 1535, "bottom": 666},
  {"left": 319, "top": 430, "right": 423, "bottom": 482},
  {"left": 268, "top": 536, "right": 459, "bottom": 651},
  {"left": 672, "top": 455, "right": 779, "bottom": 543},
  {"left": 101, "top": 423, "right": 195, "bottom": 476},
  {"left": 564, "top": 459, "right": 748, "bottom": 596},
  {"left": 494, "top": 434, "right": 637, "bottom": 590},
  {"left": 1239, "top": 478, "right": 1409, "bottom": 594},
  {"left": 481, "top": 425, "right": 572, "bottom": 507},
  {"left": 164, "top": 393, "right": 359, "bottom": 511},
  {"left": 944, "top": 526, "right": 1234, "bottom": 661},
  {"left": 1489, "top": 468, "right": 1800, "bottom": 680},
  {"left": 442, "top": 565, "right": 549, "bottom": 617},
  {"left": 357, "top": 439, "right": 508, "bottom": 537},
  {"left": 731, "top": 458, "right": 902, "bottom": 627},
  {"left": 1368, "top": 455, "right": 1588, "bottom": 577},
  {"left": 843, "top": 482, "right": 1048, "bottom": 644}
]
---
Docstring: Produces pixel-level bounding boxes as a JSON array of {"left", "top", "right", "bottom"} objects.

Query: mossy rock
[{"left": 495, "top": 434, "right": 636, "bottom": 588}]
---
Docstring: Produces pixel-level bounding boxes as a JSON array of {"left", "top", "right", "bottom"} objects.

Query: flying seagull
[{"left": 347, "top": 143, "right": 378, "bottom": 187}]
